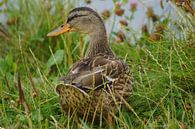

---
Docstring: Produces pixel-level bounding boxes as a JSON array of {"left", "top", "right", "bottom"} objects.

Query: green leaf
[{"left": 46, "top": 49, "right": 64, "bottom": 68}]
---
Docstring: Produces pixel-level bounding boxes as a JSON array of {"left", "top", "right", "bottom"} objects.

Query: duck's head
[{"left": 47, "top": 7, "right": 105, "bottom": 37}]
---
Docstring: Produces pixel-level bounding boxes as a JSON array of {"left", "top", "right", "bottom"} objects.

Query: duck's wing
[
  {"left": 59, "top": 58, "right": 91, "bottom": 84},
  {"left": 71, "top": 67, "right": 107, "bottom": 91},
  {"left": 66, "top": 56, "right": 129, "bottom": 91},
  {"left": 91, "top": 56, "right": 129, "bottom": 78}
]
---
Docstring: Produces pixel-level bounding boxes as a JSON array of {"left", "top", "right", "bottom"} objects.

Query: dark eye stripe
[{"left": 67, "top": 14, "right": 88, "bottom": 23}]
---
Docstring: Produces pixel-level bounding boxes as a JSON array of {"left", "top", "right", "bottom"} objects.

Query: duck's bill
[{"left": 47, "top": 23, "right": 74, "bottom": 37}]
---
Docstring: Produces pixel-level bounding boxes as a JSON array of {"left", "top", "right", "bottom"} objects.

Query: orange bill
[{"left": 47, "top": 23, "right": 74, "bottom": 37}]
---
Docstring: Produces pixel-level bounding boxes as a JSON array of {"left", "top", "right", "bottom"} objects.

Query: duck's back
[{"left": 61, "top": 54, "right": 130, "bottom": 89}]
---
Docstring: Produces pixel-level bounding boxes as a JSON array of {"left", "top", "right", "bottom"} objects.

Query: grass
[{"left": 0, "top": 0, "right": 194, "bottom": 128}]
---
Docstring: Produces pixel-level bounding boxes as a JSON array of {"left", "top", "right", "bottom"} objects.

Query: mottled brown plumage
[{"left": 47, "top": 7, "right": 133, "bottom": 123}]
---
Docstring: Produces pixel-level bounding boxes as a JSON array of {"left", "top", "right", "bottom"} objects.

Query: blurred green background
[{"left": 0, "top": 0, "right": 194, "bottom": 128}]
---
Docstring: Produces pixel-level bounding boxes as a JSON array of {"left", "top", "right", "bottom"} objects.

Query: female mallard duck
[{"left": 47, "top": 7, "right": 133, "bottom": 123}]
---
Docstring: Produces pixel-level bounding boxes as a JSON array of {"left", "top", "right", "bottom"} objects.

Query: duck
[{"left": 47, "top": 7, "right": 133, "bottom": 124}]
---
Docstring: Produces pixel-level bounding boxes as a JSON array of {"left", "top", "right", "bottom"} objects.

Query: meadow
[{"left": 0, "top": 0, "right": 194, "bottom": 128}]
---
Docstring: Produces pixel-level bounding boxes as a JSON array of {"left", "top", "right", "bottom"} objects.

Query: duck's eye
[{"left": 60, "top": 24, "right": 64, "bottom": 28}]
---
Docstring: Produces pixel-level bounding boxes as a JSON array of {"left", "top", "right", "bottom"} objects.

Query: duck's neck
[{"left": 86, "top": 28, "right": 114, "bottom": 58}]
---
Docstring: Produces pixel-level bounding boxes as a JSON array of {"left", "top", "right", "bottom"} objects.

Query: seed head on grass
[
  {"left": 115, "top": 30, "right": 126, "bottom": 43},
  {"left": 130, "top": 0, "right": 138, "bottom": 12},
  {"left": 119, "top": 19, "right": 128, "bottom": 27},
  {"left": 146, "top": 7, "right": 159, "bottom": 22},
  {"left": 101, "top": 9, "right": 111, "bottom": 20},
  {"left": 114, "top": 1, "right": 125, "bottom": 16}
]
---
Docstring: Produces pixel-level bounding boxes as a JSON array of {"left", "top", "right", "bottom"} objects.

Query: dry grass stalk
[{"left": 17, "top": 65, "right": 30, "bottom": 114}]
